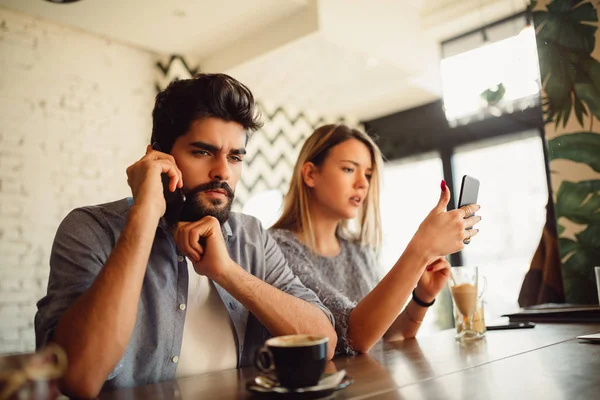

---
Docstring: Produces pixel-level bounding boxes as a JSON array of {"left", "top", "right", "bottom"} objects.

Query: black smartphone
[
  {"left": 152, "top": 142, "right": 185, "bottom": 225},
  {"left": 457, "top": 175, "right": 480, "bottom": 218},
  {"left": 161, "top": 173, "right": 185, "bottom": 205},
  {"left": 486, "top": 321, "right": 535, "bottom": 330},
  {"left": 161, "top": 173, "right": 186, "bottom": 226},
  {"left": 151, "top": 143, "right": 186, "bottom": 224}
]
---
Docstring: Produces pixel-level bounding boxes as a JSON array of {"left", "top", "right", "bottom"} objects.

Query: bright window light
[{"left": 441, "top": 26, "right": 541, "bottom": 126}]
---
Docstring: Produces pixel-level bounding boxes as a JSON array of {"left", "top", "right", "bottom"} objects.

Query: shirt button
[
  {"left": 179, "top": 304, "right": 186, "bottom": 311},
  {"left": 177, "top": 255, "right": 184, "bottom": 262},
  {"left": 171, "top": 355, "right": 179, "bottom": 363}
]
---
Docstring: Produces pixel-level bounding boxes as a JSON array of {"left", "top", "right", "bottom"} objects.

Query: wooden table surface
[{"left": 99, "top": 323, "right": 600, "bottom": 399}]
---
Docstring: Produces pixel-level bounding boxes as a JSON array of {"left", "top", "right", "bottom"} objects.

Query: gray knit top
[{"left": 269, "top": 229, "right": 379, "bottom": 354}]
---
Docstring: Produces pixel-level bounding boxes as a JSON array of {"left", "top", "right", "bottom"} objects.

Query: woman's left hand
[{"left": 415, "top": 257, "right": 451, "bottom": 304}]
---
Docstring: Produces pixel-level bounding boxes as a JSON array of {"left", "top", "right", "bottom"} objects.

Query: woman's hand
[
  {"left": 408, "top": 180, "right": 481, "bottom": 264},
  {"left": 414, "top": 257, "right": 451, "bottom": 303}
]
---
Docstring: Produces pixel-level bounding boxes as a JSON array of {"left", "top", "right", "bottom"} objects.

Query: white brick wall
[{"left": 0, "top": 8, "right": 157, "bottom": 354}]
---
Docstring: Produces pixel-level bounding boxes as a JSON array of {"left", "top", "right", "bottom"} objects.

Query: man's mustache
[{"left": 185, "top": 181, "right": 234, "bottom": 200}]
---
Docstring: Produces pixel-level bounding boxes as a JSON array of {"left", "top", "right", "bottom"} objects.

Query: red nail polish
[
  {"left": 427, "top": 266, "right": 433, "bottom": 272},
  {"left": 440, "top": 180, "right": 446, "bottom": 191}
]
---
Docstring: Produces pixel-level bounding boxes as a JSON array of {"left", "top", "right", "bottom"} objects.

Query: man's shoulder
[
  {"left": 226, "top": 212, "right": 263, "bottom": 232},
  {"left": 61, "top": 198, "right": 132, "bottom": 230}
]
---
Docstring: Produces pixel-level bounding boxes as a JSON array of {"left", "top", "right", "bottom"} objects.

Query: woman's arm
[
  {"left": 383, "top": 258, "right": 450, "bottom": 341},
  {"left": 347, "top": 243, "right": 429, "bottom": 353},
  {"left": 348, "top": 186, "right": 478, "bottom": 353}
]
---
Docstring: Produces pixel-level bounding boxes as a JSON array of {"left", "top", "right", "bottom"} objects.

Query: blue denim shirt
[{"left": 34, "top": 198, "right": 334, "bottom": 390}]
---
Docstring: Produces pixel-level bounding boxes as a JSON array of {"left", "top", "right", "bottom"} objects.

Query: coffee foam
[{"left": 266, "top": 334, "right": 329, "bottom": 348}]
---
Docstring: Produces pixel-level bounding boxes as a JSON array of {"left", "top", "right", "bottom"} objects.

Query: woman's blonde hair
[{"left": 271, "top": 124, "right": 383, "bottom": 251}]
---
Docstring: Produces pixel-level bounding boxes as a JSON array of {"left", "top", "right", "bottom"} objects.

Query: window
[
  {"left": 452, "top": 130, "right": 548, "bottom": 322},
  {"left": 379, "top": 152, "right": 450, "bottom": 333},
  {"left": 441, "top": 20, "right": 540, "bottom": 127}
]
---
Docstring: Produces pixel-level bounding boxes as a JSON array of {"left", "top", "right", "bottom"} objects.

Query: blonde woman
[{"left": 270, "top": 124, "right": 481, "bottom": 354}]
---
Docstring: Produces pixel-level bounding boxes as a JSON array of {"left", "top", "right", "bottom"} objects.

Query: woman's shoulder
[
  {"left": 269, "top": 228, "right": 298, "bottom": 244},
  {"left": 268, "top": 228, "right": 309, "bottom": 254}
]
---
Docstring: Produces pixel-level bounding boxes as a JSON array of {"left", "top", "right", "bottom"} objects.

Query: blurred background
[{"left": 2, "top": 0, "right": 594, "bottom": 355}]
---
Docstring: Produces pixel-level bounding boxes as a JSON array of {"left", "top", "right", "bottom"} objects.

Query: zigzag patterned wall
[
  {"left": 237, "top": 101, "right": 359, "bottom": 210},
  {"left": 154, "top": 55, "right": 360, "bottom": 212},
  {"left": 155, "top": 55, "right": 199, "bottom": 91}
]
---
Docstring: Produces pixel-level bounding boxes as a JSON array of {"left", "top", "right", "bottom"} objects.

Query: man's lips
[{"left": 203, "top": 189, "right": 228, "bottom": 197}]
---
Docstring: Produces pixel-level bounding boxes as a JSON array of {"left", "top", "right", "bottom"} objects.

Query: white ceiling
[
  {"left": 0, "top": 0, "right": 526, "bottom": 119},
  {"left": 0, "top": 0, "right": 308, "bottom": 56}
]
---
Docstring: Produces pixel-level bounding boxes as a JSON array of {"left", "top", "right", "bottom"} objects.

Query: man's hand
[
  {"left": 174, "top": 216, "right": 236, "bottom": 280},
  {"left": 126, "top": 145, "right": 183, "bottom": 218}
]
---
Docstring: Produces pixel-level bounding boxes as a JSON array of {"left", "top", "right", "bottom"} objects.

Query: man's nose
[{"left": 209, "top": 155, "right": 231, "bottom": 182}]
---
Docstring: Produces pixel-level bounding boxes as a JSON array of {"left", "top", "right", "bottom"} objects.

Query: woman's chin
[{"left": 341, "top": 208, "right": 359, "bottom": 220}]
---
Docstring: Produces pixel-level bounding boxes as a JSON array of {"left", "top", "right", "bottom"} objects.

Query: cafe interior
[{"left": 0, "top": 0, "right": 599, "bottom": 398}]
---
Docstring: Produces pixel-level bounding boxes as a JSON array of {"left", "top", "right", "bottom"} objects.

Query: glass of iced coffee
[{"left": 449, "top": 266, "right": 483, "bottom": 342}]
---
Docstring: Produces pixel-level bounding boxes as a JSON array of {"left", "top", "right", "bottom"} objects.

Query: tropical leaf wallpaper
[{"left": 533, "top": 0, "right": 600, "bottom": 303}]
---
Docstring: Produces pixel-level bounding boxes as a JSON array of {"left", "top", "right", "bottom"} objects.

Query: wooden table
[{"left": 100, "top": 323, "right": 600, "bottom": 399}]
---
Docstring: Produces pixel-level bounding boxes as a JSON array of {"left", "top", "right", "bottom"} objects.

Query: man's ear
[{"left": 301, "top": 162, "right": 318, "bottom": 188}]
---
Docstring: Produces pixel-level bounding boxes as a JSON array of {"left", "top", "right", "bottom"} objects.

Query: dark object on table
[
  {"left": 486, "top": 322, "right": 536, "bottom": 330},
  {"left": 503, "top": 304, "right": 600, "bottom": 323}
]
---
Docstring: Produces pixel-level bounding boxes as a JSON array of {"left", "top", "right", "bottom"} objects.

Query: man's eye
[
  {"left": 229, "top": 155, "right": 243, "bottom": 163},
  {"left": 192, "top": 150, "right": 210, "bottom": 156}
]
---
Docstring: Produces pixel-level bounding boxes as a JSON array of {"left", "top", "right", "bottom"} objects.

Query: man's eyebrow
[
  {"left": 189, "top": 141, "right": 219, "bottom": 152},
  {"left": 189, "top": 141, "right": 246, "bottom": 155}
]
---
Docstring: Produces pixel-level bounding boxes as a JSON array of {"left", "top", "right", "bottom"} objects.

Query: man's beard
[{"left": 177, "top": 181, "right": 235, "bottom": 225}]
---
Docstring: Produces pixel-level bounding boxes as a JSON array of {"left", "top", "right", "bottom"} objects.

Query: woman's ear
[{"left": 301, "top": 162, "right": 318, "bottom": 188}]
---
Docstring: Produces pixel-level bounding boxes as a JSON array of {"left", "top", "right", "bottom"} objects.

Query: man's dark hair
[{"left": 151, "top": 73, "right": 263, "bottom": 153}]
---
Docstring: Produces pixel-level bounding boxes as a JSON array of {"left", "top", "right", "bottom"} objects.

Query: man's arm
[
  {"left": 174, "top": 217, "right": 338, "bottom": 360},
  {"left": 215, "top": 265, "right": 337, "bottom": 359},
  {"left": 47, "top": 147, "right": 183, "bottom": 399},
  {"left": 52, "top": 205, "right": 160, "bottom": 398}
]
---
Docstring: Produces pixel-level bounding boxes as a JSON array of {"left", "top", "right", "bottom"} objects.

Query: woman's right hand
[
  {"left": 409, "top": 180, "right": 481, "bottom": 263},
  {"left": 125, "top": 145, "right": 183, "bottom": 218}
]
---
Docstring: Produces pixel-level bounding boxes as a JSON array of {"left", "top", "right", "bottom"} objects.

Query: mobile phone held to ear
[
  {"left": 457, "top": 175, "right": 480, "bottom": 218},
  {"left": 161, "top": 173, "right": 186, "bottom": 226},
  {"left": 152, "top": 142, "right": 186, "bottom": 224},
  {"left": 161, "top": 173, "right": 185, "bottom": 205}
]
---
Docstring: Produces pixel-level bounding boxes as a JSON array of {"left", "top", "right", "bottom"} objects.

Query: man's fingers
[
  {"left": 154, "top": 161, "right": 181, "bottom": 192},
  {"left": 187, "top": 227, "right": 205, "bottom": 261}
]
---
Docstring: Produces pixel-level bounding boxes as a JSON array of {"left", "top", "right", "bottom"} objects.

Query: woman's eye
[{"left": 343, "top": 167, "right": 354, "bottom": 173}]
